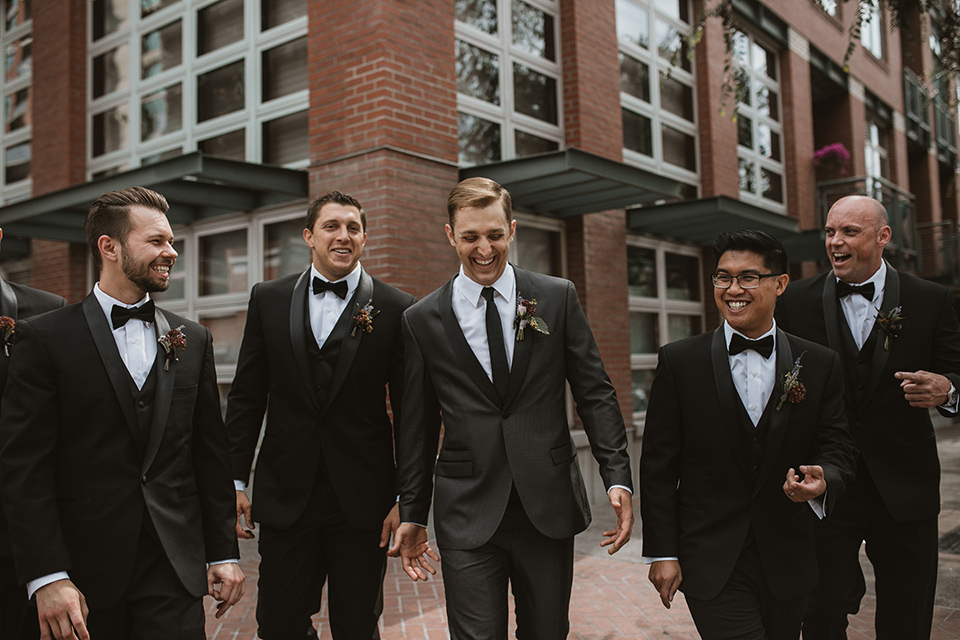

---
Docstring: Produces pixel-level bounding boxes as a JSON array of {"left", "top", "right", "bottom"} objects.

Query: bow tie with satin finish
[
  {"left": 836, "top": 281, "right": 875, "bottom": 300},
  {"left": 312, "top": 277, "right": 348, "bottom": 300},
  {"left": 111, "top": 300, "right": 156, "bottom": 328},
  {"left": 728, "top": 333, "right": 774, "bottom": 359}
]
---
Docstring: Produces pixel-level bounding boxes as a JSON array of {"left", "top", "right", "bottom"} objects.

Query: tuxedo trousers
[
  {"left": 0, "top": 553, "right": 39, "bottom": 640},
  {"left": 802, "top": 463, "right": 938, "bottom": 640},
  {"left": 439, "top": 488, "right": 575, "bottom": 640},
  {"left": 255, "top": 469, "right": 387, "bottom": 640}
]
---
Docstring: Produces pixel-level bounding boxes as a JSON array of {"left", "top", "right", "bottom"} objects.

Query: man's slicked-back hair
[
  {"left": 305, "top": 190, "right": 366, "bottom": 232},
  {"left": 447, "top": 177, "right": 513, "bottom": 228},
  {"left": 85, "top": 186, "right": 169, "bottom": 272},
  {"left": 713, "top": 229, "right": 789, "bottom": 274}
]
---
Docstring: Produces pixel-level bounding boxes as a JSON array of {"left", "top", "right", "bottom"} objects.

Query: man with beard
[{"left": 0, "top": 186, "right": 243, "bottom": 640}]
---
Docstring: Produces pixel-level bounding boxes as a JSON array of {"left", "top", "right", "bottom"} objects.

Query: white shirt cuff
[
  {"left": 209, "top": 559, "right": 239, "bottom": 566},
  {"left": 401, "top": 521, "right": 428, "bottom": 528},
  {"left": 940, "top": 384, "right": 959, "bottom": 413},
  {"left": 643, "top": 556, "right": 679, "bottom": 564},
  {"left": 234, "top": 479, "right": 247, "bottom": 491},
  {"left": 607, "top": 485, "right": 632, "bottom": 495},
  {"left": 27, "top": 572, "right": 70, "bottom": 600},
  {"left": 807, "top": 493, "right": 826, "bottom": 519}
]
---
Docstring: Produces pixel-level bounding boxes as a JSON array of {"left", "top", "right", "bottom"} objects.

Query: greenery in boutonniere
[
  {"left": 777, "top": 351, "right": 807, "bottom": 411},
  {"left": 875, "top": 306, "right": 904, "bottom": 351},
  {"left": 0, "top": 316, "right": 13, "bottom": 357},
  {"left": 514, "top": 295, "right": 549, "bottom": 341}
]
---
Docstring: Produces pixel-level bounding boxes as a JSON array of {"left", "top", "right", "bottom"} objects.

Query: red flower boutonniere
[
  {"left": 0, "top": 316, "right": 13, "bottom": 357},
  {"left": 875, "top": 306, "right": 904, "bottom": 351},
  {"left": 514, "top": 295, "right": 549, "bottom": 341},
  {"left": 158, "top": 325, "right": 186, "bottom": 371},
  {"left": 351, "top": 300, "right": 380, "bottom": 337},
  {"left": 776, "top": 351, "right": 807, "bottom": 411}
]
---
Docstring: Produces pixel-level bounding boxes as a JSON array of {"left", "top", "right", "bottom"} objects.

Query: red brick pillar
[{"left": 780, "top": 32, "right": 817, "bottom": 230}]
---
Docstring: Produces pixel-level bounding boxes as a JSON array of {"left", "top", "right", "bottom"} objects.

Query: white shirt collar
[
  {"left": 723, "top": 319, "right": 777, "bottom": 356},
  {"left": 310, "top": 262, "right": 362, "bottom": 290},
  {"left": 455, "top": 263, "right": 516, "bottom": 307},
  {"left": 93, "top": 283, "right": 151, "bottom": 331}
]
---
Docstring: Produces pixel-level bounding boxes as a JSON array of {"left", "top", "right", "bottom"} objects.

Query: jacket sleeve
[{"left": 811, "top": 351, "right": 858, "bottom": 514}]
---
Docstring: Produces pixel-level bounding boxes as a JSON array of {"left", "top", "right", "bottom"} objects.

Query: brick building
[{"left": 0, "top": 0, "right": 956, "bottom": 501}]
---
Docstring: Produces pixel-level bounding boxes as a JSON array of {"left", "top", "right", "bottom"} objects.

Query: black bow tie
[
  {"left": 729, "top": 333, "right": 774, "bottom": 359},
  {"left": 111, "top": 300, "right": 155, "bottom": 328},
  {"left": 836, "top": 281, "right": 875, "bottom": 300},
  {"left": 312, "top": 277, "right": 348, "bottom": 300}
]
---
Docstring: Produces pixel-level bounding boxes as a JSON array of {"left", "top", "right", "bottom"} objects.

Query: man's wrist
[{"left": 27, "top": 572, "right": 69, "bottom": 600}]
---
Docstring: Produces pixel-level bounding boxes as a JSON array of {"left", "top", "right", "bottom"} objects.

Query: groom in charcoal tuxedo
[
  {"left": 392, "top": 177, "right": 634, "bottom": 640},
  {"left": 226, "top": 190, "right": 416, "bottom": 639},
  {"left": 776, "top": 195, "right": 960, "bottom": 639},
  {"left": 640, "top": 230, "right": 857, "bottom": 640},
  {"left": 0, "top": 187, "right": 242, "bottom": 639}
]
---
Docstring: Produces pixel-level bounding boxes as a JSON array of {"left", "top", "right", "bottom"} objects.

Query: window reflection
[
  {"left": 200, "top": 309, "right": 247, "bottom": 367},
  {"left": 512, "top": 0, "right": 554, "bottom": 61},
  {"left": 265, "top": 218, "right": 310, "bottom": 281},
  {"left": 93, "top": 104, "right": 130, "bottom": 156},
  {"left": 262, "top": 38, "right": 308, "bottom": 102},
  {"left": 514, "top": 226, "right": 561, "bottom": 277},
  {"left": 262, "top": 0, "right": 306, "bottom": 30},
  {"left": 630, "top": 311, "right": 660, "bottom": 354},
  {"left": 93, "top": 44, "right": 130, "bottom": 99},
  {"left": 665, "top": 252, "right": 700, "bottom": 301},
  {"left": 4, "top": 141, "right": 29, "bottom": 183},
  {"left": 197, "top": 61, "right": 245, "bottom": 122},
  {"left": 458, "top": 112, "right": 501, "bottom": 166},
  {"left": 141, "top": 84, "right": 182, "bottom": 141},
  {"left": 142, "top": 21, "right": 182, "bottom": 79},
  {"left": 457, "top": 40, "right": 500, "bottom": 104},
  {"left": 456, "top": 0, "right": 498, "bottom": 35},
  {"left": 200, "top": 129, "right": 245, "bottom": 161},
  {"left": 262, "top": 111, "right": 308, "bottom": 165},
  {"left": 92, "top": 0, "right": 128, "bottom": 41},
  {"left": 627, "top": 246, "right": 657, "bottom": 298},
  {"left": 4, "top": 35, "right": 31, "bottom": 83},
  {"left": 199, "top": 230, "right": 248, "bottom": 296},
  {"left": 197, "top": 0, "right": 244, "bottom": 56}
]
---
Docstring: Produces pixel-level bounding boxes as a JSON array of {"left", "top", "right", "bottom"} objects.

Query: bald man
[{"left": 776, "top": 195, "right": 960, "bottom": 639}]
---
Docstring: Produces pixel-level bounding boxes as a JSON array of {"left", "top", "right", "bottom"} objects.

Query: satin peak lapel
[
  {"left": 0, "top": 277, "right": 17, "bottom": 320},
  {"left": 863, "top": 263, "right": 899, "bottom": 407},
  {"left": 322, "top": 269, "right": 374, "bottom": 414},
  {"left": 711, "top": 327, "right": 750, "bottom": 481},
  {"left": 753, "top": 330, "right": 794, "bottom": 496},
  {"left": 142, "top": 309, "right": 175, "bottom": 475},
  {"left": 289, "top": 271, "right": 320, "bottom": 412},
  {"left": 439, "top": 277, "right": 502, "bottom": 408},
  {"left": 503, "top": 268, "right": 534, "bottom": 410},
  {"left": 821, "top": 273, "right": 854, "bottom": 409}
]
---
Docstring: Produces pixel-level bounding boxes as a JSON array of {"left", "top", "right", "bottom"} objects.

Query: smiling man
[
  {"left": 392, "top": 177, "right": 634, "bottom": 640},
  {"left": 776, "top": 195, "right": 960, "bottom": 639},
  {"left": 0, "top": 186, "right": 243, "bottom": 640},
  {"left": 640, "top": 230, "right": 857, "bottom": 640}
]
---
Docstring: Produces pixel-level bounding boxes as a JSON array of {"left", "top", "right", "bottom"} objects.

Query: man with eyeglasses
[
  {"left": 776, "top": 195, "right": 960, "bottom": 640},
  {"left": 640, "top": 229, "right": 857, "bottom": 640}
]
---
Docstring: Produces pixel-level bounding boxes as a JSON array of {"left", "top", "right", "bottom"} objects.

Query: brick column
[{"left": 781, "top": 30, "right": 816, "bottom": 230}]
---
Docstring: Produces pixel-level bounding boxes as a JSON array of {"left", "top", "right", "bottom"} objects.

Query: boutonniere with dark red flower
[
  {"left": 875, "top": 305, "right": 904, "bottom": 351},
  {"left": 777, "top": 351, "right": 807, "bottom": 411},
  {"left": 158, "top": 325, "right": 186, "bottom": 371},
  {"left": 351, "top": 300, "right": 380, "bottom": 337},
  {"left": 514, "top": 295, "right": 549, "bottom": 341},
  {"left": 0, "top": 316, "right": 13, "bottom": 357}
]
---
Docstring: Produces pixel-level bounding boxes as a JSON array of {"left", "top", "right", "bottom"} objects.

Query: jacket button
[
  {"left": 502, "top": 412, "right": 511, "bottom": 419},
  {"left": 141, "top": 475, "right": 147, "bottom": 486},
  {"left": 138, "top": 400, "right": 146, "bottom": 408}
]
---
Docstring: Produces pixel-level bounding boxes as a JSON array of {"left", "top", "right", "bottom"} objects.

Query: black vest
[
  {"left": 737, "top": 394, "right": 774, "bottom": 487},
  {"left": 126, "top": 360, "right": 159, "bottom": 455},
  {"left": 304, "top": 303, "right": 348, "bottom": 408},
  {"left": 837, "top": 312, "right": 879, "bottom": 407}
]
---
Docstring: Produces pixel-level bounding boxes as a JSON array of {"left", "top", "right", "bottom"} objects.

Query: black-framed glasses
[{"left": 712, "top": 272, "right": 783, "bottom": 289}]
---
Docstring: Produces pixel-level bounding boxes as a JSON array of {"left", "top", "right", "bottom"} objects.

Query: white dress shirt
[{"left": 450, "top": 264, "right": 517, "bottom": 380}]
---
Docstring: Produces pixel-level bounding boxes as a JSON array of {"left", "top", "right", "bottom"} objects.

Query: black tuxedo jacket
[
  {"left": 398, "top": 266, "right": 633, "bottom": 550},
  {"left": 0, "top": 296, "right": 238, "bottom": 607},
  {"left": 226, "top": 269, "right": 415, "bottom": 531},
  {"left": 776, "top": 264, "right": 960, "bottom": 521},
  {"left": 0, "top": 278, "right": 66, "bottom": 556},
  {"left": 639, "top": 327, "right": 857, "bottom": 601}
]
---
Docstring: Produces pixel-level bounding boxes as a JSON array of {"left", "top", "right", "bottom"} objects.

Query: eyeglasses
[{"left": 712, "top": 273, "right": 783, "bottom": 289}]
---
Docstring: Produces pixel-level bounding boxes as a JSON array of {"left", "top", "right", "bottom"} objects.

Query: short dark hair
[
  {"left": 713, "top": 230, "right": 788, "bottom": 274},
  {"left": 305, "top": 191, "right": 366, "bottom": 232},
  {"left": 85, "top": 186, "right": 169, "bottom": 272},
  {"left": 447, "top": 177, "right": 513, "bottom": 228}
]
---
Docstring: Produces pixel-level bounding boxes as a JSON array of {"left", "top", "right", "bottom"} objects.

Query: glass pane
[
  {"left": 817, "top": 0, "right": 837, "bottom": 16},
  {"left": 141, "top": 84, "right": 182, "bottom": 141},
  {"left": 655, "top": 0, "right": 688, "bottom": 23},
  {"left": 616, "top": 0, "right": 649, "bottom": 49},
  {"left": 630, "top": 311, "right": 659, "bottom": 354},
  {"left": 668, "top": 314, "right": 701, "bottom": 342},
  {"left": 458, "top": 112, "right": 501, "bottom": 166},
  {"left": 262, "top": 37, "right": 307, "bottom": 101},
  {"left": 262, "top": 110, "right": 308, "bottom": 165},
  {"left": 151, "top": 240, "right": 185, "bottom": 300},
  {"left": 632, "top": 369, "right": 654, "bottom": 412},
  {"left": 756, "top": 84, "right": 779, "bottom": 121},
  {"left": 515, "top": 226, "right": 561, "bottom": 276},
  {"left": 662, "top": 124, "right": 696, "bottom": 171},
  {"left": 732, "top": 31, "right": 749, "bottom": 66},
  {"left": 197, "top": 0, "right": 244, "bottom": 56},
  {"left": 199, "top": 129, "right": 245, "bottom": 160},
  {"left": 627, "top": 246, "right": 657, "bottom": 297},
  {"left": 760, "top": 167, "right": 783, "bottom": 203},
  {"left": 660, "top": 73, "right": 693, "bottom": 121},
  {"left": 515, "top": 130, "right": 558, "bottom": 158},
  {"left": 664, "top": 252, "right": 700, "bottom": 301},
  {"left": 92, "top": 0, "right": 128, "bottom": 40},
  {"left": 92, "top": 165, "right": 129, "bottom": 180},
  {"left": 200, "top": 309, "right": 247, "bottom": 367},
  {"left": 141, "top": 20, "right": 182, "bottom": 79},
  {"left": 620, "top": 53, "right": 650, "bottom": 102},
  {"left": 4, "top": 35, "right": 31, "bottom": 83},
  {"left": 456, "top": 40, "right": 500, "bottom": 104},
  {"left": 264, "top": 218, "right": 310, "bottom": 281},
  {"left": 3, "top": 0, "right": 28, "bottom": 30},
  {"left": 752, "top": 40, "right": 776, "bottom": 80},
  {"left": 757, "top": 123, "right": 780, "bottom": 161},
  {"left": 738, "top": 157, "right": 755, "bottom": 193},
  {"left": 456, "top": 0, "right": 497, "bottom": 35},
  {"left": 93, "top": 44, "right": 130, "bottom": 99},
  {"left": 141, "top": 0, "right": 178, "bottom": 18},
  {"left": 737, "top": 113, "right": 753, "bottom": 148},
  {"left": 623, "top": 108, "right": 652, "bottom": 156},
  {"left": 197, "top": 61, "right": 245, "bottom": 122},
  {"left": 200, "top": 229, "right": 248, "bottom": 296},
  {"left": 92, "top": 104, "right": 130, "bottom": 157},
  {"left": 513, "top": 63, "right": 557, "bottom": 124},
  {"left": 512, "top": 0, "right": 555, "bottom": 61},
  {"left": 4, "top": 141, "right": 29, "bottom": 183},
  {"left": 655, "top": 19, "right": 690, "bottom": 71},
  {"left": 4, "top": 87, "right": 29, "bottom": 133},
  {"left": 735, "top": 66, "right": 751, "bottom": 106},
  {"left": 262, "top": 0, "right": 306, "bottom": 30}
]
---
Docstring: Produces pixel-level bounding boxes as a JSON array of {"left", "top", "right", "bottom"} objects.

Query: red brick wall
[{"left": 780, "top": 46, "right": 816, "bottom": 229}]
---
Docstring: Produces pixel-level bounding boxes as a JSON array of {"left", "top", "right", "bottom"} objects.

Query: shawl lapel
[
  {"left": 142, "top": 309, "right": 175, "bottom": 475},
  {"left": 711, "top": 327, "right": 750, "bottom": 482},
  {"left": 439, "top": 276, "right": 502, "bottom": 409},
  {"left": 821, "top": 273, "right": 855, "bottom": 409},
  {"left": 288, "top": 271, "right": 321, "bottom": 413},
  {"left": 753, "top": 329, "right": 794, "bottom": 496},
  {"left": 0, "top": 277, "right": 17, "bottom": 320},
  {"left": 321, "top": 269, "right": 374, "bottom": 414}
]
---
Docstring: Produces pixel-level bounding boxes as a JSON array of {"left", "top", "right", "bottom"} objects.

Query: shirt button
[{"left": 750, "top": 405, "right": 757, "bottom": 411}]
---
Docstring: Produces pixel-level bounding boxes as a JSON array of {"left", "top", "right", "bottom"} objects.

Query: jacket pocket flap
[
  {"left": 434, "top": 460, "right": 473, "bottom": 478},
  {"left": 551, "top": 441, "right": 575, "bottom": 465}
]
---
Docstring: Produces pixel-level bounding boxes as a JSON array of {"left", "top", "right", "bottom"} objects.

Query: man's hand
[
  {"left": 36, "top": 579, "right": 89, "bottom": 640},
  {"left": 379, "top": 503, "right": 400, "bottom": 549},
  {"left": 387, "top": 523, "right": 440, "bottom": 581},
  {"left": 895, "top": 370, "right": 952, "bottom": 408},
  {"left": 207, "top": 562, "right": 245, "bottom": 619},
  {"left": 600, "top": 487, "right": 633, "bottom": 555},
  {"left": 236, "top": 490, "right": 255, "bottom": 539},
  {"left": 784, "top": 465, "right": 827, "bottom": 501},
  {"left": 648, "top": 560, "right": 682, "bottom": 609}
]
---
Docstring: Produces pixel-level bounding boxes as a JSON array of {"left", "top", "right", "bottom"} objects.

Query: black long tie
[{"left": 481, "top": 287, "right": 510, "bottom": 400}]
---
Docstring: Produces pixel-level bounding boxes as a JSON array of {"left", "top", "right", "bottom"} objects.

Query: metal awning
[
  {"left": 0, "top": 152, "right": 309, "bottom": 243},
  {"left": 459, "top": 148, "right": 684, "bottom": 217}
]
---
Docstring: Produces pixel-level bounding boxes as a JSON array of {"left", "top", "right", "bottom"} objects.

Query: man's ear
[
  {"left": 445, "top": 224, "right": 457, "bottom": 248},
  {"left": 98, "top": 235, "right": 121, "bottom": 264}
]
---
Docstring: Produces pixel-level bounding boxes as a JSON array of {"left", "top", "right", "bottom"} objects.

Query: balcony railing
[
  {"left": 934, "top": 96, "right": 958, "bottom": 166},
  {"left": 917, "top": 221, "right": 960, "bottom": 284}
]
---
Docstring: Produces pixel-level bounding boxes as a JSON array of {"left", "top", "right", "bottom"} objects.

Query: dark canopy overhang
[{"left": 0, "top": 152, "right": 309, "bottom": 243}]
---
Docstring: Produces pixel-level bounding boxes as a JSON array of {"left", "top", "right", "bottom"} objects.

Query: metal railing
[
  {"left": 916, "top": 220, "right": 960, "bottom": 284},
  {"left": 904, "top": 69, "right": 932, "bottom": 149}
]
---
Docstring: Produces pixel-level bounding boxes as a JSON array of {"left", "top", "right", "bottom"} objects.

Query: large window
[
  {"left": 865, "top": 114, "right": 890, "bottom": 198},
  {"left": 860, "top": 0, "right": 883, "bottom": 59},
  {"left": 455, "top": 0, "right": 562, "bottom": 166},
  {"left": 88, "top": 0, "right": 308, "bottom": 177},
  {"left": 617, "top": 0, "right": 697, "bottom": 193},
  {"left": 734, "top": 30, "right": 785, "bottom": 213},
  {"left": 1, "top": 0, "right": 32, "bottom": 203}
]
